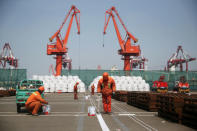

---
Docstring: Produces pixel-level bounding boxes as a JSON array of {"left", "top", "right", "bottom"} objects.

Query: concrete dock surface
[{"left": 0, "top": 93, "right": 195, "bottom": 131}]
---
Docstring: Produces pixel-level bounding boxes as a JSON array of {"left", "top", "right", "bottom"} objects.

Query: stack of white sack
[
  {"left": 32, "top": 75, "right": 85, "bottom": 93},
  {"left": 89, "top": 76, "right": 150, "bottom": 92}
]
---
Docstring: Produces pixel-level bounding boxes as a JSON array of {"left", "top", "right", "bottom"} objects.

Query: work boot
[
  {"left": 32, "top": 114, "right": 39, "bottom": 116},
  {"left": 107, "top": 112, "right": 112, "bottom": 115}
]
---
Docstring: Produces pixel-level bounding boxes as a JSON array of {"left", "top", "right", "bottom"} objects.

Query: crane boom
[
  {"left": 103, "top": 6, "right": 140, "bottom": 71},
  {"left": 47, "top": 5, "right": 80, "bottom": 76},
  {"left": 167, "top": 46, "right": 196, "bottom": 71}
]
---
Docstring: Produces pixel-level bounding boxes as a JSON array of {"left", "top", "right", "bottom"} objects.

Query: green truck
[{"left": 16, "top": 80, "right": 44, "bottom": 113}]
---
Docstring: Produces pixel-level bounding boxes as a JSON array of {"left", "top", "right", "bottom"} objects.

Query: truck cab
[{"left": 16, "top": 80, "right": 44, "bottom": 113}]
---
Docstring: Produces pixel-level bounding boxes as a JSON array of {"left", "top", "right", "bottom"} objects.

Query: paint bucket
[
  {"left": 85, "top": 95, "right": 89, "bottom": 100},
  {"left": 43, "top": 105, "right": 50, "bottom": 115},
  {"left": 88, "top": 106, "right": 96, "bottom": 116}
]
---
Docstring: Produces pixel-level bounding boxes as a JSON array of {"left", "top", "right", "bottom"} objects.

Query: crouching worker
[
  {"left": 25, "top": 86, "right": 48, "bottom": 116},
  {"left": 97, "top": 72, "right": 116, "bottom": 113}
]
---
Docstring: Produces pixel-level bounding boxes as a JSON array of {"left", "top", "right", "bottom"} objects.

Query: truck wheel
[{"left": 17, "top": 104, "right": 21, "bottom": 113}]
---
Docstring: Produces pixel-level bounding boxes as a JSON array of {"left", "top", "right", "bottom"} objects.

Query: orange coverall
[
  {"left": 91, "top": 85, "right": 95, "bottom": 95},
  {"left": 97, "top": 76, "right": 116, "bottom": 113},
  {"left": 25, "top": 91, "right": 48, "bottom": 115},
  {"left": 74, "top": 83, "right": 79, "bottom": 100}
]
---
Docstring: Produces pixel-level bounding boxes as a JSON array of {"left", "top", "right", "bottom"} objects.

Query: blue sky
[{"left": 0, "top": 0, "right": 197, "bottom": 77}]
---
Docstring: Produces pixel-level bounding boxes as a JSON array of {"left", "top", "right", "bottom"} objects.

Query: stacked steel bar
[
  {"left": 127, "top": 92, "right": 159, "bottom": 111},
  {"left": 127, "top": 91, "right": 138, "bottom": 106},
  {"left": 112, "top": 91, "right": 128, "bottom": 102},
  {"left": 8, "top": 89, "right": 16, "bottom": 96},
  {"left": 182, "top": 95, "right": 197, "bottom": 129},
  {"left": 0, "top": 90, "right": 16, "bottom": 97},
  {"left": 0, "top": 90, "right": 10, "bottom": 97},
  {"left": 157, "top": 93, "right": 188, "bottom": 123}
]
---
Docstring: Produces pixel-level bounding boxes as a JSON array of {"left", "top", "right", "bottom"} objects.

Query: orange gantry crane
[
  {"left": 103, "top": 6, "right": 140, "bottom": 71},
  {"left": 47, "top": 5, "right": 80, "bottom": 76}
]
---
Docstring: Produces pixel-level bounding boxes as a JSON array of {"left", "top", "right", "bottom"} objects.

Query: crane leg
[
  {"left": 186, "top": 62, "right": 188, "bottom": 72},
  {"left": 180, "top": 62, "right": 183, "bottom": 72},
  {"left": 56, "top": 55, "right": 62, "bottom": 76},
  {"left": 124, "top": 55, "right": 131, "bottom": 71}
]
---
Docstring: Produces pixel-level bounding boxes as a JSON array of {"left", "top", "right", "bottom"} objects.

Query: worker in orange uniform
[
  {"left": 97, "top": 72, "right": 116, "bottom": 113},
  {"left": 91, "top": 84, "right": 95, "bottom": 95},
  {"left": 74, "top": 82, "right": 79, "bottom": 100},
  {"left": 25, "top": 86, "right": 48, "bottom": 116}
]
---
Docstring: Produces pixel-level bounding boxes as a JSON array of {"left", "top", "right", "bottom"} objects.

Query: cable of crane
[
  {"left": 78, "top": 34, "right": 81, "bottom": 70},
  {"left": 102, "top": 34, "right": 105, "bottom": 47}
]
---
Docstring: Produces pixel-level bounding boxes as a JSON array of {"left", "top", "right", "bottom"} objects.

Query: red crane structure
[
  {"left": 0, "top": 43, "right": 18, "bottom": 69},
  {"left": 167, "top": 46, "right": 196, "bottom": 72},
  {"left": 103, "top": 6, "right": 140, "bottom": 71},
  {"left": 132, "top": 55, "right": 148, "bottom": 70},
  {"left": 47, "top": 5, "right": 80, "bottom": 76}
]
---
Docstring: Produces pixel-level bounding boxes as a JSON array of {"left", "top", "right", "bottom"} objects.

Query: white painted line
[
  {"left": 0, "top": 112, "right": 17, "bottom": 113},
  {"left": 118, "top": 114, "right": 135, "bottom": 116},
  {"left": 0, "top": 112, "right": 87, "bottom": 114},
  {"left": 51, "top": 112, "right": 86, "bottom": 113},
  {"left": 0, "top": 102, "right": 84, "bottom": 105},
  {"left": 0, "top": 102, "right": 15, "bottom": 104},
  {"left": 96, "top": 114, "right": 110, "bottom": 131},
  {"left": 114, "top": 112, "right": 157, "bottom": 114},
  {"left": 118, "top": 114, "right": 155, "bottom": 117},
  {"left": 113, "top": 104, "right": 158, "bottom": 131},
  {"left": 0, "top": 114, "right": 87, "bottom": 117},
  {"left": 89, "top": 95, "right": 110, "bottom": 131},
  {"left": 0, "top": 99, "right": 16, "bottom": 100},
  {"left": 135, "top": 115, "right": 155, "bottom": 117}
]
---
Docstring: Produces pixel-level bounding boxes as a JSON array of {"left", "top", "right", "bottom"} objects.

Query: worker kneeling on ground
[
  {"left": 177, "top": 76, "right": 189, "bottom": 93},
  {"left": 25, "top": 86, "right": 48, "bottom": 116},
  {"left": 74, "top": 82, "right": 79, "bottom": 100},
  {"left": 91, "top": 84, "right": 95, "bottom": 95},
  {"left": 152, "top": 76, "right": 168, "bottom": 93},
  {"left": 97, "top": 72, "right": 116, "bottom": 113}
]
